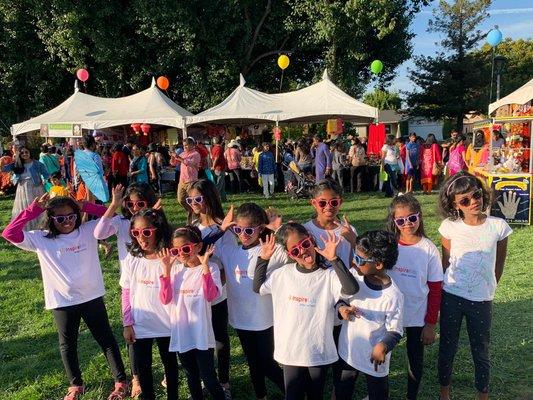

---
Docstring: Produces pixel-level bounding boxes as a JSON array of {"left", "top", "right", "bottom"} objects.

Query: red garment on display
[{"left": 367, "top": 124, "right": 386, "bottom": 156}]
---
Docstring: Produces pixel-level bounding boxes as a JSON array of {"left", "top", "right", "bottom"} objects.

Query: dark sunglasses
[
  {"left": 185, "top": 195, "right": 204, "bottom": 206},
  {"left": 287, "top": 236, "right": 313, "bottom": 258},
  {"left": 354, "top": 254, "right": 375, "bottom": 267},
  {"left": 125, "top": 200, "right": 147, "bottom": 209},
  {"left": 51, "top": 214, "right": 77, "bottom": 224},
  {"left": 169, "top": 244, "right": 194, "bottom": 256},
  {"left": 20, "top": 151, "right": 30, "bottom": 155},
  {"left": 457, "top": 189, "right": 483, "bottom": 207},
  {"left": 232, "top": 225, "right": 260, "bottom": 236},
  {"left": 315, "top": 198, "right": 342, "bottom": 208},
  {"left": 394, "top": 213, "right": 420, "bottom": 227},
  {"left": 131, "top": 227, "right": 157, "bottom": 238}
]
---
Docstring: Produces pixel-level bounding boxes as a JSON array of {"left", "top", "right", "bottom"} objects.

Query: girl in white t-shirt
[
  {"left": 437, "top": 172, "right": 512, "bottom": 400},
  {"left": 336, "top": 230, "right": 404, "bottom": 400},
  {"left": 386, "top": 193, "right": 443, "bottom": 400},
  {"left": 2, "top": 194, "right": 129, "bottom": 400},
  {"left": 158, "top": 226, "right": 225, "bottom": 400},
  {"left": 94, "top": 182, "right": 159, "bottom": 398},
  {"left": 253, "top": 223, "right": 359, "bottom": 400},
  {"left": 215, "top": 202, "right": 285, "bottom": 399},
  {"left": 118, "top": 208, "right": 177, "bottom": 400}
]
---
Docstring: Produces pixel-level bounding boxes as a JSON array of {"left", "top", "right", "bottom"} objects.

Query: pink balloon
[{"left": 76, "top": 69, "right": 89, "bottom": 82}]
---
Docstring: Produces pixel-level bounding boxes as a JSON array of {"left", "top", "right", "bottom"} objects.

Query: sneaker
[
  {"left": 131, "top": 376, "right": 142, "bottom": 398},
  {"left": 107, "top": 381, "right": 129, "bottom": 400},
  {"left": 64, "top": 385, "right": 85, "bottom": 400}
]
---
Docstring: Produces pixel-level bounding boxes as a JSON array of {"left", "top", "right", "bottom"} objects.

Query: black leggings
[
  {"left": 283, "top": 365, "right": 329, "bottom": 400},
  {"left": 334, "top": 358, "right": 389, "bottom": 400},
  {"left": 235, "top": 327, "right": 284, "bottom": 398},
  {"left": 438, "top": 291, "right": 492, "bottom": 393},
  {"left": 178, "top": 348, "right": 225, "bottom": 400},
  {"left": 405, "top": 326, "right": 424, "bottom": 400},
  {"left": 211, "top": 300, "right": 230, "bottom": 384},
  {"left": 133, "top": 337, "right": 178, "bottom": 400},
  {"left": 51, "top": 296, "right": 126, "bottom": 386}
]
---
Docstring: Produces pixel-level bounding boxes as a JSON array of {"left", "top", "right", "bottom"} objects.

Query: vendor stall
[{"left": 474, "top": 79, "right": 533, "bottom": 225}]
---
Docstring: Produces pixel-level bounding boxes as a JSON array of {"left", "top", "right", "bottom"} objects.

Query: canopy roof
[
  {"left": 187, "top": 70, "right": 378, "bottom": 125},
  {"left": 12, "top": 79, "right": 192, "bottom": 135},
  {"left": 489, "top": 78, "right": 533, "bottom": 116}
]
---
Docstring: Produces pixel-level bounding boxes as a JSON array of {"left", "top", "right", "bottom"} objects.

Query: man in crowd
[
  {"left": 210, "top": 136, "right": 227, "bottom": 202},
  {"left": 175, "top": 137, "right": 201, "bottom": 211},
  {"left": 312, "top": 134, "right": 332, "bottom": 183}
]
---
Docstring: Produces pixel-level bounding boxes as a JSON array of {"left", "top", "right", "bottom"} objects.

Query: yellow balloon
[{"left": 278, "top": 54, "right": 290, "bottom": 70}]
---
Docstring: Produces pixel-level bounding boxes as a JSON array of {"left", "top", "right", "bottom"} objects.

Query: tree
[
  {"left": 406, "top": 0, "right": 490, "bottom": 132},
  {"left": 363, "top": 89, "right": 402, "bottom": 110}
]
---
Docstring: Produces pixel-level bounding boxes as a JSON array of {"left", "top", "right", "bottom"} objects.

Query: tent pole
[{"left": 275, "top": 121, "right": 279, "bottom": 163}]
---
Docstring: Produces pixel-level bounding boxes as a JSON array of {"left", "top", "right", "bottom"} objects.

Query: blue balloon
[{"left": 486, "top": 29, "right": 502, "bottom": 47}]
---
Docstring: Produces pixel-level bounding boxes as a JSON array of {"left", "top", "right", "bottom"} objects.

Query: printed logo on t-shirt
[
  {"left": 58, "top": 244, "right": 87, "bottom": 255},
  {"left": 234, "top": 267, "right": 249, "bottom": 280},
  {"left": 179, "top": 288, "right": 201, "bottom": 297},
  {"left": 288, "top": 294, "right": 317, "bottom": 307},
  {"left": 137, "top": 278, "right": 158, "bottom": 288},
  {"left": 392, "top": 265, "right": 417, "bottom": 279}
]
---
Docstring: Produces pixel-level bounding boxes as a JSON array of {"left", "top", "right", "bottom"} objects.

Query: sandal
[
  {"left": 131, "top": 376, "right": 142, "bottom": 398},
  {"left": 107, "top": 381, "right": 129, "bottom": 400},
  {"left": 63, "top": 385, "right": 85, "bottom": 400}
]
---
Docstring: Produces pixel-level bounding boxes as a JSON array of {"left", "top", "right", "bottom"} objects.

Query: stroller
[{"left": 283, "top": 161, "right": 315, "bottom": 199}]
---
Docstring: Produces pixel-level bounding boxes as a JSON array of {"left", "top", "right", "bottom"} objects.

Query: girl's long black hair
[
  {"left": 187, "top": 179, "right": 224, "bottom": 225},
  {"left": 44, "top": 197, "right": 82, "bottom": 238},
  {"left": 127, "top": 208, "right": 172, "bottom": 257},
  {"left": 386, "top": 193, "right": 426, "bottom": 240},
  {"left": 121, "top": 183, "right": 159, "bottom": 219},
  {"left": 438, "top": 171, "right": 491, "bottom": 220},
  {"left": 13, "top": 146, "right": 32, "bottom": 174}
]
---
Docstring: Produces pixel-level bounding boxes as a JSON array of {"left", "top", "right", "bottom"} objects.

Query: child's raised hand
[
  {"left": 265, "top": 207, "right": 282, "bottom": 232},
  {"left": 315, "top": 231, "right": 341, "bottom": 261},
  {"left": 336, "top": 215, "right": 357, "bottom": 246},
  {"left": 35, "top": 193, "right": 50, "bottom": 209},
  {"left": 199, "top": 244, "right": 215, "bottom": 267},
  {"left": 157, "top": 248, "right": 177, "bottom": 277},
  {"left": 221, "top": 205, "right": 236, "bottom": 232},
  {"left": 111, "top": 184, "right": 124, "bottom": 206},
  {"left": 123, "top": 326, "right": 136, "bottom": 344},
  {"left": 370, "top": 342, "right": 388, "bottom": 372},
  {"left": 153, "top": 198, "right": 163, "bottom": 210},
  {"left": 339, "top": 305, "right": 362, "bottom": 321},
  {"left": 259, "top": 234, "right": 276, "bottom": 260}
]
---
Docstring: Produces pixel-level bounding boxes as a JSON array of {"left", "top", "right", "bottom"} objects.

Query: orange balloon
[{"left": 157, "top": 76, "right": 169, "bottom": 90}]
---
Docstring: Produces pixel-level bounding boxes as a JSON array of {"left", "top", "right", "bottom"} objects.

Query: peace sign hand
[
  {"left": 199, "top": 244, "right": 215, "bottom": 274},
  {"left": 259, "top": 234, "right": 276, "bottom": 260},
  {"left": 35, "top": 193, "right": 50, "bottom": 209},
  {"left": 336, "top": 215, "right": 357, "bottom": 246},
  {"left": 315, "top": 231, "right": 341, "bottom": 261},
  {"left": 221, "top": 205, "right": 236, "bottom": 232},
  {"left": 265, "top": 207, "right": 282, "bottom": 232}
]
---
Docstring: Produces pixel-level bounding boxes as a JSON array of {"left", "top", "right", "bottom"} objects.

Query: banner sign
[
  {"left": 40, "top": 123, "right": 82, "bottom": 138},
  {"left": 489, "top": 174, "right": 531, "bottom": 225}
]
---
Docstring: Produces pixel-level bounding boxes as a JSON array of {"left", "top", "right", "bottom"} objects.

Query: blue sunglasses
[{"left": 354, "top": 254, "right": 375, "bottom": 267}]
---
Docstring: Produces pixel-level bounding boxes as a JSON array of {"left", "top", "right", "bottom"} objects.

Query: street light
[
  {"left": 486, "top": 26, "right": 503, "bottom": 103},
  {"left": 494, "top": 55, "right": 507, "bottom": 100}
]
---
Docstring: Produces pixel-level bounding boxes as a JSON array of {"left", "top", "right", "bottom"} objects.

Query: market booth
[{"left": 473, "top": 78, "right": 533, "bottom": 225}]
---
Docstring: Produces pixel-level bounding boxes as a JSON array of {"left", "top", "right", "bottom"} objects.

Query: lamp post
[
  {"left": 486, "top": 26, "right": 503, "bottom": 103},
  {"left": 494, "top": 55, "right": 507, "bottom": 101}
]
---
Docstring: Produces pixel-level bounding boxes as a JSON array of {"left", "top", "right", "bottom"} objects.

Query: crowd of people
[{"left": 1, "top": 130, "right": 512, "bottom": 400}]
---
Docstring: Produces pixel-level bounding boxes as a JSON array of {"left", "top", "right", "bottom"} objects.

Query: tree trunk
[{"left": 455, "top": 112, "right": 464, "bottom": 133}]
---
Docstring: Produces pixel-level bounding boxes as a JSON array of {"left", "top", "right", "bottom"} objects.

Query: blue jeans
[{"left": 383, "top": 164, "right": 398, "bottom": 196}]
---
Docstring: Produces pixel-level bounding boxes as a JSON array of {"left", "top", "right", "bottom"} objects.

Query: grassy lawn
[{"left": 0, "top": 191, "right": 532, "bottom": 399}]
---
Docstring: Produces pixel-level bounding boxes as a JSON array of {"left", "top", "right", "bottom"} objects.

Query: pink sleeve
[
  {"left": 94, "top": 216, "right": 118, "bottom": 240},
  {"left": 202, "top": 271, "right": 219, "bottom": 302},
  {"left": 121, "top": 288, "right": 135, "bottom": 327},
  {"left": 82, "top": 202, "right": 107, "bottom": 217},
  {"left": 159, "top": 276, "right": 173, "bottom": 305},
  {"left": 2, "top": 200, "right": 44, "bottom": 244}
]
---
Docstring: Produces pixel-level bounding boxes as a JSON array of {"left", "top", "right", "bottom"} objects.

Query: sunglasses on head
[
  {"left": 51, "top": 214, "right": 77, "bottom": 224},
  {"left": 125, "top": 200, "right": 147, "bottom": 210},
  {"left": 457, "top": 189, "right": 483, "bottom": 207},
  {"left": 354, "top": 254, "right": 375, "bottom": 267},
  {"left": 169, "top": 244, "right": 194, "bottom": 256},
  {"left": 231, "top": 225, "right": 260, "bottom": 236},
  {"left": 131, "top": 227, "right": 157, "bottom": 238},
  {"left": 315, "top": 198, "right": 342, "bottom": 208},
  {"left": 394, "top": 213, "right": 420, "bottom": 227},
  {"left": 287, "top": 236, "right": 313, "bottom": 258},
  {"left": 185, "top": 195, "right": 204, "bottom": 206}
]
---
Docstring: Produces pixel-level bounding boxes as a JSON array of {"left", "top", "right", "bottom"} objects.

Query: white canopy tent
[
  {"left": 489, "top": 78, "right": 533, "bottom": 115},
  {"left": 12, "top": 78, "right": 192, "bottom": 135}
]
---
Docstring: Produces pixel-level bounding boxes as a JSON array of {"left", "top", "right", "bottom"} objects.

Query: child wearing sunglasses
[
  {"left": 252, "top": 223, "right": 359, "bottom": 400},
  {"left": 335, "top": 230, "right": 403, "bottom": 400},
  {"left": 94, "top": 182, "right": 160, "bottom": 397},
  {"left": 215, "top": 202, "right": 286, "bottom": 399},
  {"left": 186, "top": 179, "right": 233, "bottom": 396},
  {"left": 120, "top": 208, "right": 178, "bottom": 400},
  {"left": 158, "top": 226, "right": 226, "bottom": 400},
  {"left": 386, "top": 193, "right": 443, "bottom": 400},
  {"left": 2, "top": 194, "right": 129, "bottom": 400},
  {"left": 437, "top": 172, "right": 512, "bottom": 400}
]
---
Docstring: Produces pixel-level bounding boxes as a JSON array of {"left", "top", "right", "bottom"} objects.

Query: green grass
[{"left": 1, "top": 192, "right": 532, "bottom": 399}]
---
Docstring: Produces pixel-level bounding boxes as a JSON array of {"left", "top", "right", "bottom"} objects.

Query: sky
[{"left": 377, "top": 0, "right": 533, "bottom": 95}]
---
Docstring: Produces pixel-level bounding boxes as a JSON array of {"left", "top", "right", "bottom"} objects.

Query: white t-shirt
[
  {"left": 381, "top": 144, "right": 398, "bottom": 165},
  {"left": 216, "top": 233, "right": 287, "bottom": 331},
  {"left": 110, "top": 216, "right": 131, "bottom": 270},
  {"left": 260, "top": 264, "right": 342, "bottom": 366},
  {"left": 119, "top": 253, "right": 171, "bottom": 339},
  {"left": 438, "top": 217, "right": 512, "bottom": 301},
  {"left": 168, "top": 261, "right": 222, "bottom": 352},
  {"left": 338, "top": 271, "right": 404, "bottom": 377},
  {"left": 14, "top": 220, "right": 105, "bottom": 309},
  {"left": 389, "top": 238, "right": 443, "bottom": 327}
]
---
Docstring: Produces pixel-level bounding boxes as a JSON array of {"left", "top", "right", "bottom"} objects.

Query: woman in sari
[
  {"left": 420, "top": 134, "right": 442, "bottom": 194},
  {"left": 446, "top": 134, "right": 467, "bottom": 176}
]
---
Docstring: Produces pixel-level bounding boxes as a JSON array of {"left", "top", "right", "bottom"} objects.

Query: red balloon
[
  {"left": 273, "top": 126, "right": 282, "bottom": 141},
  {"left": 141, "top": 123, "right": 151, "bottom": 135},
  {"left": 157, "top": 76, "right": 169, "bottom": 90},
  {"left": 131, "top": 123, "right": 141, "bottom": 133},
  {"left": 76, "top": 68, "right": 89, "bottom": 82}
]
